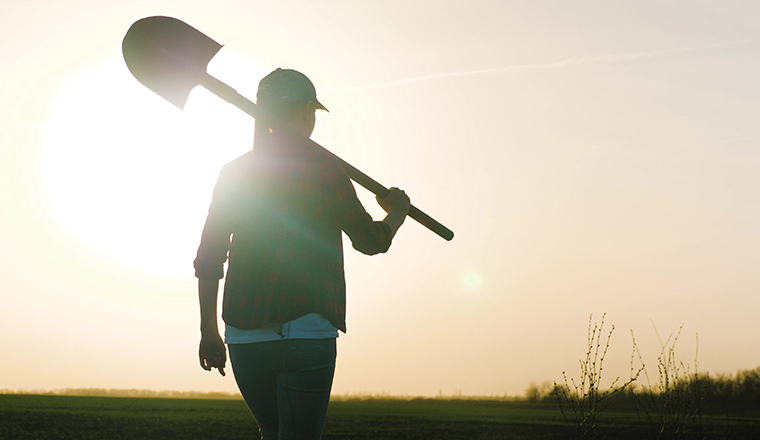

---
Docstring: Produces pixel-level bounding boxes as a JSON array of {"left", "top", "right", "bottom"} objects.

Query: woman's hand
[
  {"left": 199, "top": 332, "right": 227, "bottom": 376},
  {"left": 376, "top": 187, "right": 410, "bottom": 215},
  {"left": 377, "top": 187, "right": 411, "bottom": 237}
]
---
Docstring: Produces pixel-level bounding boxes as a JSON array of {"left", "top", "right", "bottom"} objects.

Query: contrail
[{"left": 321, "top": 38, "right": 760, "bottom": 93}]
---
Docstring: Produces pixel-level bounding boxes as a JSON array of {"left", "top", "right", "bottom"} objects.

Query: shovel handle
[
  {"left": 202, "top": 74, "right": 454, "bottom": 241},
  {"left": 337, "top": 161, "right": 454, "bottom": 241}
]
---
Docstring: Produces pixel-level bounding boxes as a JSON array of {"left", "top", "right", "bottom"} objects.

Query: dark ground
[{"left": 2, "top": 394, "right": 760, "bottom": 440}]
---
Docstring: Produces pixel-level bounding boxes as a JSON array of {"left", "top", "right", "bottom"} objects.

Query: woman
[{"left": 194, "top": 68, "right": 410, "bottom": 440}]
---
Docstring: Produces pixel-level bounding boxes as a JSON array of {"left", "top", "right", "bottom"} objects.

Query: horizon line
[{"left": 0, "top": 387, "right": 522, "bottom": 400}]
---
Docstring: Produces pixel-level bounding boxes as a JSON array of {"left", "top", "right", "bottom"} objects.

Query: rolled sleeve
[
  {"left": 194, "top": 165, "right": 236, "bottom": 280},
  {"left": 332, "top": 167, "right": 394, "bottom": 255}
]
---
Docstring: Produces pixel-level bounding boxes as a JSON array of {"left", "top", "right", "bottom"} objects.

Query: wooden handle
[{"left": 338, "top": 160, "right": 454, "bottom": 241}]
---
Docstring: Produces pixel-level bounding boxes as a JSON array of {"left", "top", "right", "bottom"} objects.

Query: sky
[{"left": 1, "top": 0, "right": 760, "bottom": 397}]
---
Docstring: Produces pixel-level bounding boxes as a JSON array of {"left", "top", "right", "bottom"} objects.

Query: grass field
[{"left": 2, "top": 393, "right": 760, "bottom": 439}]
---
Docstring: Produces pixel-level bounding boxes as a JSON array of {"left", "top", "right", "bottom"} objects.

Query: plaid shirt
[{"left": 194, "top": 129, "right": 393, "bottom": 332}]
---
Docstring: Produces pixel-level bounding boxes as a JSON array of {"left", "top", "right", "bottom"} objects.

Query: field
[{"left": 2, "top": 393, "right": 760, "bottom": 439}]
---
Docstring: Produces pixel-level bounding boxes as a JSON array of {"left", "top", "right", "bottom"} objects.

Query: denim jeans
[{"left": 228, "top": 338, "right": 337, "bottom": 440}]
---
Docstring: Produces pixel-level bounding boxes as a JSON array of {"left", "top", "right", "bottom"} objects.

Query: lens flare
[{"left": 459, "top": 271, "right": 482, "bottom": 293}]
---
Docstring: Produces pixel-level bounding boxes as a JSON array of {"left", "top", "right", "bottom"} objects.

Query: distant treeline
[
  {"left": 0, "top": 388, "right": 243, "bottom": 400},
  {"left": 1, "top": 388, "right": 521, "bottom": 401},
  {"left": 10, "top": 366, "right": 760, "bottom": 403},
  {"left": 699, "top": 367, "right": 760, "bottom": 403},
  {"left": 528, "top": 366, "right": 760, "bottom": 406},
  {"left": 331, "top": 391, "right": 522, "bottom": 402}
]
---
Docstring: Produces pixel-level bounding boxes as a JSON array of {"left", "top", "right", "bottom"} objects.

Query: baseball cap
[{"left": 257, "top": 68, "right": 328, "bottom": 112}]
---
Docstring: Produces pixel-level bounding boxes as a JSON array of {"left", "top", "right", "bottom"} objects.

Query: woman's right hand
[{"left": 199, "top": 332, "right": 227, "bottom": 376}]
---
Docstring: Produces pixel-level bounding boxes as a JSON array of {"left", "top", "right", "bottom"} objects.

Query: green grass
[
  {"left": 2, "top": 393, "right": 760, "bottom": 439},
  {"left": 328, "top": 398, "right": 565, "bottom": 424},
  {"left": 0, "top": 394, "right": 566, "bottom": 440},
  {"left": 0, "top": 394, "right": 257, "bottom": 440}
]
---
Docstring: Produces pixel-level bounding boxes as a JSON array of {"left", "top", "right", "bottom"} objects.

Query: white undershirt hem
[{"left": 225, "top": 313, "right": 339, "bottom": 344}]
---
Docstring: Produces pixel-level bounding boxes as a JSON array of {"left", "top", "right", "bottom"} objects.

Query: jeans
[{"left": 228, "top": 338, "right": 337, "bottom": 440}]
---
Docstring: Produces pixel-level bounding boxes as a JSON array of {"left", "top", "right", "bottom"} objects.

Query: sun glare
[{"left": 42, "top": 52, "right": 267, "bottom": 275}]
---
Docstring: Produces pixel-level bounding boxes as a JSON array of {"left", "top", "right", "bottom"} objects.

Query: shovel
[{"left": 122, "top": 16, "right": 453, "bottom": 241}]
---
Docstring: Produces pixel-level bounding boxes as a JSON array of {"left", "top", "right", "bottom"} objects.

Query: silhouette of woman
[{"left": 194, "top": 68, "right": 410, "bottom": 440}]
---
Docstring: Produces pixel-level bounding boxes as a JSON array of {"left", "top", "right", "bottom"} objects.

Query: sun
[{"left": 42, "top": 51, "right": 267, "bottom": 275}]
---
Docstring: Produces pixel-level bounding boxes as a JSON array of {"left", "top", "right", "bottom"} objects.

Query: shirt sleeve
[
  {"left": 331, "top": 162, "right": 394, "bottom": 255},
  {"left": 193, "top": 164, "right": 236, "bottom": 280}
]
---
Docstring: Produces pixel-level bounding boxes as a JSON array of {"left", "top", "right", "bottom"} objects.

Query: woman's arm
[{"left": 198, "top": 278, "right": 226, "bottom": 376}]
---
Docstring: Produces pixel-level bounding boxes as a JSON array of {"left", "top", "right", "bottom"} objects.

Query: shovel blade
[{"left": 122, "top": 16, "right": 222, "bottom": 109}]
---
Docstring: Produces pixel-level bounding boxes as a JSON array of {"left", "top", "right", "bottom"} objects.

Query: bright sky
[{"left": 2, "top": 0, "right": 760, "bottom": 397}]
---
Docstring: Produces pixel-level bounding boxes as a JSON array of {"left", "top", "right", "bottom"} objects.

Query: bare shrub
[
  {"left": 631, "top": 323, "right": 707, "bottom": 438},
  {"left": 554, "top": 313, "right": 643, "bottom": 438}
]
